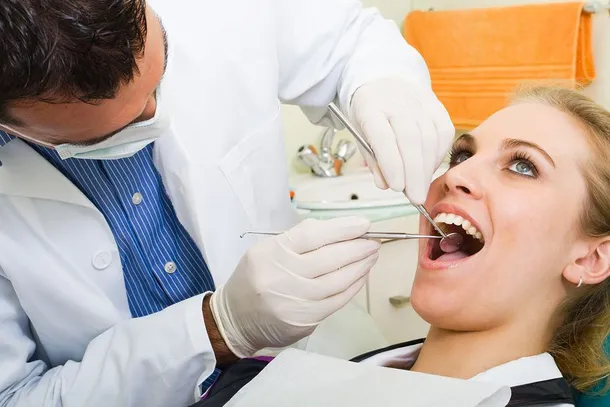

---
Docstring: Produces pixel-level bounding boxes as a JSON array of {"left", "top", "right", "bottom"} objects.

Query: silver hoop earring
[{"left": 577, "top": 276, "right": 583, "bottom": 288}]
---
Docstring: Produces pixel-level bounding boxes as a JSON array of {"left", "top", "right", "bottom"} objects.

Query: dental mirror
[{"left": 439, "top": 232, "right": 464, "bottom": 253}]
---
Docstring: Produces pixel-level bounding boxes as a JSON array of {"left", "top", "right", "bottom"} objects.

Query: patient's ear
[{"left": 564, "top": 238, "right": 610, "bottom": 286}]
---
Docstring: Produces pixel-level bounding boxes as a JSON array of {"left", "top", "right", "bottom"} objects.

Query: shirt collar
[
  {"left": 360, "top": 342, "right": 563, "bottom": 388},
  {"left": 0, "top": 131, "right": 15, "bottom": 148},
  {"left": 470, "top": 352, "right": 563, "bottom": 387}
]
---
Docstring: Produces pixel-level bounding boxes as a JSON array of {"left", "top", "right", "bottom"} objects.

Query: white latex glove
[
  {"left": 210, "top": 217, "right": 380, "bottom": 358},
  {"left": 350, "top": 77, "right": 455, "bottom": 204}
]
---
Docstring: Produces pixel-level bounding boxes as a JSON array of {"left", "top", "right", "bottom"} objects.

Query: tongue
[{"left": 437, "top": 250, "right": 469, "bottom": 262}]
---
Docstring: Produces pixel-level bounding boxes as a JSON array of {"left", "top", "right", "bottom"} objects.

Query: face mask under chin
[{"left": 55, "top": 138, "right": 159, "bottom": 160}]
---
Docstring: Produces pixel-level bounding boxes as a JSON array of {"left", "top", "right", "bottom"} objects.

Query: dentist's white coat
[{"left": 0, "top": 0, "right": 431, "bottom": 406}]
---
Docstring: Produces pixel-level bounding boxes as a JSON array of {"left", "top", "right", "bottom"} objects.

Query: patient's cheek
[{"left": 493, "top": 205, "right": 540, "bottom": 248}]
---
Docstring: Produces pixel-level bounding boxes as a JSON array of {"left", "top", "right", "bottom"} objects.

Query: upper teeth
[{"left": 433, "top": 212, "right": 484, "bottom": 242}]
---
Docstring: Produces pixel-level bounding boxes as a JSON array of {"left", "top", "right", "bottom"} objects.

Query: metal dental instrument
[
  {"left": 327, "top": 102, "right": 463, "bottom": 253},
  {"left": 240, "top": 231, "right": 442, "bottom": 240}
]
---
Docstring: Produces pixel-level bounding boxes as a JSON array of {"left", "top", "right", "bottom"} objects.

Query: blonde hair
[{"left": 511, "top": 85, "right": 610, "bottom": 393}]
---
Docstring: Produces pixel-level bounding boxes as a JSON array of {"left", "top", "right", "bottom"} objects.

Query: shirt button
[
  {"left": 132, "top": 192, "right": 143, "bottom": 205},
  {"left": 164, "top": 261, "right": 177, "bottom": 274},
  {"left": 92, "top": 251, "right": 112, "bottom": 270}
]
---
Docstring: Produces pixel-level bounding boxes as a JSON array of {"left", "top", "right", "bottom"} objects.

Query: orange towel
[{"left": 404, "top": 2, "right": 595, "bottom": 129}]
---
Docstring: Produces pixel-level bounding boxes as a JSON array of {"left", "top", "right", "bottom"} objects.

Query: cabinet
[
  {"left": 367, "top": 215, "right": 430, "bottom": 343},
  {"left": 293, "top": 213, "right": 431, "bottom": 357}
]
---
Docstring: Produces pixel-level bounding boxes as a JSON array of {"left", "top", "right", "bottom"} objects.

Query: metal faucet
[{"left": 296, "top": 127, "right": 357, "bottom": 177}]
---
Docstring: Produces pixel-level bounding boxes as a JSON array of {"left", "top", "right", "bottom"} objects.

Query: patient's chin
[
  {"left": 413, "top": 303, "right": 487, "bottom": 332},
  {"left": 411, "top": 287, "right": 450, "bottom": 325},
  {"left": 412, "top": 291, "right": 507, "bottom": 333},
  {"left": 410, "top": 286, "right": 488, "bottom": 331},
  {"left": 411, "top": 295, "right": 454, "bottom": 328}
]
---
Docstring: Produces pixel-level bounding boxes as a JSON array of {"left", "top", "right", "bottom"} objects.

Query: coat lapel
[{"left": 0, "top": 139, "right": 96, "bottom": 210}]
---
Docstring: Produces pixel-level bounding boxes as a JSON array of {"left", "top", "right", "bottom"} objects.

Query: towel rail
[
  {"left": 584, "top": 1, "right": 610, "bottom": 13},
  {"left": 425, "top": 2, "right": 608, "bottom": 14}
]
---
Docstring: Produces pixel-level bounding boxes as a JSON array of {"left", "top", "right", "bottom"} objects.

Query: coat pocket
[{"left": 219, "top": 105, "right": 293, "bottom": 229}]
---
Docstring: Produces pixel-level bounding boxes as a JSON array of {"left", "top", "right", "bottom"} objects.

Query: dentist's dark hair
[
  {"left": 513, "top": 85, "right": 610, "bottom": 395},
  {"left": 0, "top": 0, "right": 148, "bottom": 125}
]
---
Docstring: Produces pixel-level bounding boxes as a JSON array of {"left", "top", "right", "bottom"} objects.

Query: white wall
[
  {"left": 281, "top": 0, "right": 610, "bottom": 176},
  {"left": 361, "top": 0, "right": 414, "bottom": 23}
]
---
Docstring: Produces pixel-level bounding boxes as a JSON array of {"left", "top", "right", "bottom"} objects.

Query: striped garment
[{"left": 0, "top": 131, "right": 220, "bottom": 390}]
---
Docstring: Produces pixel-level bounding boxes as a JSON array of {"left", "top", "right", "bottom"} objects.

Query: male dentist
[{"left": 0, "top": 0, "right": 454, "bottom": 406}]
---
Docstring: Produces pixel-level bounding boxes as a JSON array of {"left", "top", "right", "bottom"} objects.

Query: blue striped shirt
[{"left": 0, "top": 131, "right": 220, "bottom": 390}]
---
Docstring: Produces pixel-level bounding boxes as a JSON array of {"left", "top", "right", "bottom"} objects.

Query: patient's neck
[{"left": 410, "top": 323, "right": 552, "bottom": 379}]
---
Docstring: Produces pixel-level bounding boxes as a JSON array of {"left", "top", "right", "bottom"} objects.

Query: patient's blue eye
[
  {"left": 509, "top": 160, "right": 535, "bottom": 177},
  {"left": 449, "top": 150, "right": 471, "bottom": 165}
]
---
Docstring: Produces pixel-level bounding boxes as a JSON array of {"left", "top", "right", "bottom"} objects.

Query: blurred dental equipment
[{"left": 296, "top": 127, "right": 358, "bottom": 177}]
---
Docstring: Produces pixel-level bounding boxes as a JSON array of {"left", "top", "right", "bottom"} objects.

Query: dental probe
[
  {"left": 327, "top": 102, "right": 463, "bottom": 253},
  {"left": 240, "top": 231, "right": 442, "bottom": 240}
]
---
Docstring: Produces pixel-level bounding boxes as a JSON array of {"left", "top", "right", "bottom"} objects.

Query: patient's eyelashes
[
  {"left": 449, "top": 145, "right": 473, "bottom": 166},
  {"left": 448, "top": 143, "right": 539, "bottom": 179},
  {"left": 506, "top": 151, "right": 538, "bottom": 178}
]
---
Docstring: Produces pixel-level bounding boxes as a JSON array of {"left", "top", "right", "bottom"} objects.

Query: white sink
[{"left": 293, "top": 164, "right": 449, "bottom": 211}]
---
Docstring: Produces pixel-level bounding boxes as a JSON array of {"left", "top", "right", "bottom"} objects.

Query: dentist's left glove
[
  {"left": 350, "top": 77, "right": 455, "bottom": 204},
  {"left": 210, "top": 217, "right": 380, "bottom": 358}
]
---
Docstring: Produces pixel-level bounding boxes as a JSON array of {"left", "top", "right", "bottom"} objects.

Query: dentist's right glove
[
  {"left": 349, "top": 77, "right": 455, "bottom": 204},
  {"left": 210, "top": 217, "right": 380, "bottom": 358}
]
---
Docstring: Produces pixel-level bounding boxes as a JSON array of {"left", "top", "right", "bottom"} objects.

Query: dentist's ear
[{"left": 564, "top": 239, "right": 610, "bottom": 287}]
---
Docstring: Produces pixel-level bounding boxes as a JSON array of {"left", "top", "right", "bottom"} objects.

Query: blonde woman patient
[{"left": 195, "top": 86, "right": 610, "bottom": 407}]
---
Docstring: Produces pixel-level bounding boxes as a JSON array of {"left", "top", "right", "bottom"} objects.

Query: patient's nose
[{"left": 443, "top": 164, "right": 483, "bottom": 199}]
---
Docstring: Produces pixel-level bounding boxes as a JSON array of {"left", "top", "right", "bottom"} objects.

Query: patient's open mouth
[{"left": 429, "top": 213, "right": 485, "bottom": 262}]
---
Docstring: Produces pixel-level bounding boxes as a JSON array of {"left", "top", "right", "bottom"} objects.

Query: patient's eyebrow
[
  {"left": 454, "top": 133, "right": 476, "bottom": 147},
  {"left": 502, "top": 138, "right": 555, "bottom": 168}
]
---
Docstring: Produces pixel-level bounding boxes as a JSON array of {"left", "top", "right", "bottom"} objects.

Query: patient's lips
[{"left": 424, "top": 209, "right": 486, "bottom": 266}]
